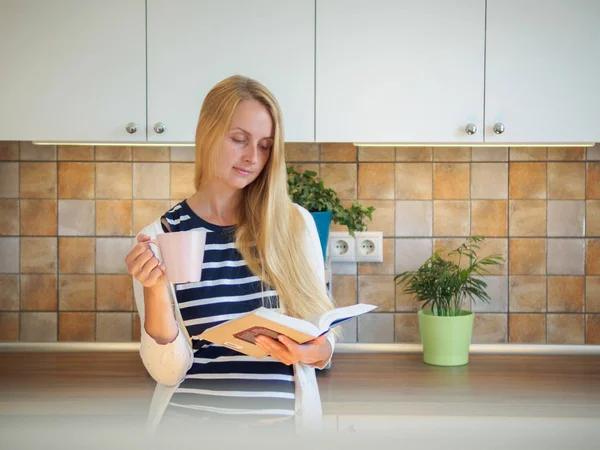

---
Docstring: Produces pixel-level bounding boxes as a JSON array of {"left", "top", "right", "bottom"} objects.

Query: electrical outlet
[
  {"left": 354, "top": 231, "right": 383, "bottom": 262},
  {"left": 328, "top": 232, "right": 356, "bottom": 262}
]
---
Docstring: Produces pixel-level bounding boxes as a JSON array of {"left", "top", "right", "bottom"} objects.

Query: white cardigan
[{"left": 132, "top": 204, "right": 335, "bottom": 433}]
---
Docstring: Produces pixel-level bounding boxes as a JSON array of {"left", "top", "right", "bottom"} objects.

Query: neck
[{"left": 188, "top": 182, "right": 243, "bottom": 226}]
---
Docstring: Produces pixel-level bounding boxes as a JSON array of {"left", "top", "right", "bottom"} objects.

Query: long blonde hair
[{"left": 194, "top": 75, "right": 333, "bottom": 320}]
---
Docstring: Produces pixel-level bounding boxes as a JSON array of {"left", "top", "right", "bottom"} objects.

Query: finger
[
  {"left": 128, "top": 248, "right": 154, "bottom": 276},
  {"left": 139, "top": 255, "right": 160, "bottom": 281},
  {"left": 125, "top": 242, "right": 151, "bottom": 266},
  {"left": 308, "top": 335, "right": 327, "bottom": 345},
  {"left": 137, "top": 234, "right": 151, "bottom": 243},
  {"left": 145, "top": 267, "right": 164, "bottom": 286},
  {"left": 256, "top": 337, "right": 295, "bottom": 365}
]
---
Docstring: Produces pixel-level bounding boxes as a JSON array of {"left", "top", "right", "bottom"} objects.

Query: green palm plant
[{"left": 394, "top": 236, "right": 505, "bottom": 316}]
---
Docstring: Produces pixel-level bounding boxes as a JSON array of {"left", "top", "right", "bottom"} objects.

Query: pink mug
[{"left": 148, "top": 230, "right": 207, "bottom": 284}]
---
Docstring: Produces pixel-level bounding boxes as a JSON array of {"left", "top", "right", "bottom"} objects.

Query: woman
[{"left": 125, "top": 75, "right": 335, "bottom": 434}]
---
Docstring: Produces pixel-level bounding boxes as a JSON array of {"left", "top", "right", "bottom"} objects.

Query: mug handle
[{"left": 147, "top": 240, "right": 164, "bottom": 269}]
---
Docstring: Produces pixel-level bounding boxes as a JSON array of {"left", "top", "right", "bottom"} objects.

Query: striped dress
[{"left": 159, "top": 200, "right": 295, "bottom": 429}]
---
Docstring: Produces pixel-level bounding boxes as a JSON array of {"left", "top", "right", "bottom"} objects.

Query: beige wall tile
[
  {"left": 170, "top": 147, "right": 196, "bottom": 162},
  {"left": 133, "top": 200, "right": 171, "bottom": 235},
  {"left": 358, "top": 276, "right": 395, "bottom": 312},
  {"left": 433, "top": 163, "right": 469, "bottom": 199},
  {"left": 0, "top": 275, "right": 19, "bottom": 310},
  {"left": 471, "top": 200, "right": 507, "bottom": 237},
  {"left": 395, "top": 201, "right": 432, "bottom": 237},
  {"left": 509, "top": 314, "right": 546, "bottom": 343},
  {"left": 509, "top": 238, "right": 546, "bottom": 275},
  {"left": 0, "top": 312, "right": 19, "bottom": 341},
  {"left": 133, "top": 163, "right": 170, "bottom": 199},
  {"left": 133, "top": 312, "right": 141, "bottom": 341},
  {"left": 433, "top": 147, "right": 470, "bottom": 162},
  {"left": 59, "top": 237, "right": 95, "bottom": 274},
  {"left": 337, "top": 320, "right": 358, "bottom": 343},
  {"left": 359, "top": 238, "right": 394, "bottom": 275},
  {"left": 548, "top": 276, "right": 584, "bottom": 313},
  {"left": 0, "top": 142, "right": 19, "bottom": 160},
  {"left": 96, "top": 275, "right": 132, "bottom": 311},
  {"left": 96, "top": 238, "right": 134, "bottom": 274},
  {"left": 358, "top": 147, "right": 394, "bottom": 162},
  {"left": 133, "top": 147, "right": 170, "bottom": 162},
  {"left": 96, "top": 163, "right": 132, "bottom": 199},
  {"left": 358, "top": 313, "right": 394, "bottom": 343},
  {"left": 285, "top": 143, "right": 319, "bottom": 162},
  {"left": 547, "top": 201, "right": 584, "bottom": 236},
  {"left": 20, "top": 237, "right": 57, "bottom": 273},
  {"left": 471, "top": 163, "right": 508, "bottom": 199},
  {"left": 396, "top": 147, "right": 432, "bottom": 161},
  {"left": 587, "top": 239, "right": 600, "bottom": 274},
  {"left": 321, "top": 143, "right": 356, "bottom": 162},
  {"left": 96, "top": 200, "right": 132, "bottom": 236},
  {"left": 433, "top": 238, "right": 469, "bottom": 268},
  {"left": 548, "top": 162, "right": 585, "bottom": 199},
  {"left": 20, "top": 199, "right": 57, "bottom": 236},
  {"left": 395, "top": 163, "right": 432, "bottom": 199},
  {"left": 394, "top": 313, "right": 420, "bottom": 343},
  {"left": 19, "top": 142, "right": 56, "bottom": 160},
  {"left": 474, "top": 238, "right": 508, "bottom": 275},
  {"left": 95, "top": 146, "right": 132, "bottom": 161},
  {"left": 331, "top": 275, "right": 356, "bottom": 308},
  {"left": 58, "top": 275, "right": 95, "bottom": 310},
  {"left": 0, "top": 237, "right": 19, "bottom": 273},
  {"left": 286, "top": 163, "right": 320, "bottom": 178},
  {"left": 96, "top": 312, "right": 132, "bottom": 342},
  {"left": 548, "top": 147, "right": 585, "bottom": 161},
  {"left": 588, "top": 144, "right": 600, "bottom": 160},
  {"left": 471, "top": 276, "right": 508, "bottom": 312},
  {"left": 395, "top": 239, "right": 432, "bottom": 273},
  {"left": 358, "top": 163, "right": 394, "bottom": 200},
  {"left": 57, "top": 145, "right": 94, "bottom": 161},
  {"left": 547, "top": 314, "right": 584, "bottom": 344},
  {"left": 358, "top": 200, "right": 394, "bottom": 237},
  {"left": 58, "top": 200, "right": 95, "bottom": 236},
  {"left": 587, "top": 201, "right": 600, "bottom": 236},
  {"left": 588, "top": 163, "right": 600, "bottom": 199},
  {"left": 509, "top": 147, "right": 547, "bottom": 161},
  {"left": 509, "top": 163, "right": 546, "bottom": 199},
  {"left": 58, "top": 162, "right": 94, "bottom": 199},
  {"left": 21, "top": 274, "right": 57, "bottom": 311},
  {"left": 0, "top": 162, "right": 19, "bottom": 197},
  {"left": 587, "top": 277, "right": 600, "bottom": 312},
  {"left": 170, "top": 163, "right": 196, "bottom": 200},
  {"left": 321, "top": 163, "right": 356, "bottom": 199},
  {"left": 586, "top": 315, "right": 600, "bottom": 344},
  {"left": 472, "top": 314, "right": 507, "bottom": 343},
  {"left": 433, "top": 201, "right": 470, "bottom": 236},
  {"left": 471, "top": 147, "right": 508, "bottom": 162},
  {"left": 58, "top": 312, "right": 94, "bottom": 341},
  {"left": 20, "top": 312, "right": 57, "bottom": 341},
  {"left": 509, "top": 276, "right": 547, "bottom": 312},
  {"left": 547, "top": 238, "right": 584, "bottom": 275},
  {"left": 395, "top": 278, "right": 419, "bottom": 312},
  {"left": 0, "top": 199, "right": 19, "bottom": 235},
  {"left": 20, "top": 162, "right": 57, "bottom": 198},
  {"left": 509, "top": 200, "right": 546, "bottom": 236}
]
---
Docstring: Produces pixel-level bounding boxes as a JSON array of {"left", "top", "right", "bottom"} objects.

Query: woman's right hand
[{"left": 125, "top": 234, "right": 165, "bottom": 288}]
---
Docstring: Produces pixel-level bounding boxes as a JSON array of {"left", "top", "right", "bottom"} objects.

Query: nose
[{"left": 243, "top": 142, "right": 258, "bottom": 165}]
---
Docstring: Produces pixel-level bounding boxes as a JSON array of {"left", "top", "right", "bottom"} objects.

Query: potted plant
[
  {"left": 287, "top": 166, "right": 375, "bottom": 260},
  {"left": 394, "top": 236, "right": 505, "bottom": 366}
]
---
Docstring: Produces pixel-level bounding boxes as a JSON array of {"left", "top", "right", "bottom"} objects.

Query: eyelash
[{"left": 232, "top": 137, "right": 271, "bottom": 151}]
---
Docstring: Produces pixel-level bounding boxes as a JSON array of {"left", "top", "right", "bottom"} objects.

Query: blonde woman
[{"left": 125, "top": 75, "right": 335, "bottom": 434}]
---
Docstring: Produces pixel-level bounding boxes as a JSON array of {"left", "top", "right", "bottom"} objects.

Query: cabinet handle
[
  {"left": 493, "top": 123, "right": 505, "bottom": 134},
  {"left": 348, "top": 424, "right": 357, "bottom": 432},
  {"left": 465, "top": 123, "right": 477, "bottom": 135},
  {"left": 125, "top": 122, "right": 138, "bottom": 134},
  {"left": 154, "top": 122, "right": 167, "bottom": 134}
]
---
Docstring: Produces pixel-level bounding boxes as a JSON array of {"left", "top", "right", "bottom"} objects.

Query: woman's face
[{"left": 215, "top": 99, "right": 274, "bottom": 192}]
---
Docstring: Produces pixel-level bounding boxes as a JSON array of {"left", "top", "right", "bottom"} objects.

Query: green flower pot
[{"left": 418, "top": 309, "right": 475, "bottom": 366}]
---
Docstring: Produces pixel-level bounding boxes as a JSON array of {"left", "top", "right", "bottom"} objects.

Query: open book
[{"left": 197, "top": 303, "right": 377, "bottom": 358}]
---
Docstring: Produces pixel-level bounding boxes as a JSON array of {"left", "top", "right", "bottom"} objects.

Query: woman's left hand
[{"left": 255, "top": 334, "right": 332, "bottom": 367}]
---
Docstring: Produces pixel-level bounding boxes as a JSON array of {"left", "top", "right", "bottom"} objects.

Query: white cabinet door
[
  {"left": 316, "top": 0, "right": 485, "bottom": 144},
  {"left": 147, "top": 0, "right": 315, "bottom": 143},
  {"left": 0, "top": 0, "right": 146, "bottom": 142},
  {"left": 485, "top": 0, "right": 600, "bottom": 144}
]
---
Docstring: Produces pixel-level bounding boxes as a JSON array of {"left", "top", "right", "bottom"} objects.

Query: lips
[{"left": 234, "top": 166, "right": 253, "bottom": 175}]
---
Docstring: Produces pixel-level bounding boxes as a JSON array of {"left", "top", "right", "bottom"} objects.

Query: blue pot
[{"left": 310, "top": 211, "right": 333, "bottom": 262}]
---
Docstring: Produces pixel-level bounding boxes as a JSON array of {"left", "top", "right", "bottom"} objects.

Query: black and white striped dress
[{"left": 159, "top": 200, "right": 295, "bottom": 428}]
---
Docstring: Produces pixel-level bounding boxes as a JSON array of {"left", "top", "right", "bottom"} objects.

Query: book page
[{"left": 317, "top": 303, "right": 377, "bottom": 332}]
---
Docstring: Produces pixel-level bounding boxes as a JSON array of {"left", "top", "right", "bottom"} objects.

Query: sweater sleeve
[
  {"left": 132, "top": 224, "right": 194, "bottom": 387},
  {"left": 294, "top": 204, "right": 336, "bottom": 370}
]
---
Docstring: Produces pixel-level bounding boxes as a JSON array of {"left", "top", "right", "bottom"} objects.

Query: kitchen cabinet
[
  {"left": 316, "top": 0, "right": 486, "bottom": 144},
  {"left": 484, "top": 0, "right": 600, "bottom": 144},
  {"left": 146, "top": 0, "right": 315, "bottom": 143},
  {"left": 0, "top": 0, "right": 146, "bottom": 142}
]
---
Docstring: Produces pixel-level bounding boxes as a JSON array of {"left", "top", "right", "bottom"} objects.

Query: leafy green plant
[
  {"left": 286, "top": 166, "right": 375, "bottom": 237},
  {"left": 394, "top": 236, "right": 505, "bottom": 316}
]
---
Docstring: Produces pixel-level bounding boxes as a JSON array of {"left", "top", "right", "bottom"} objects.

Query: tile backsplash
[{"left": 1, "top": 142, "right": 599, "bottom": 345}]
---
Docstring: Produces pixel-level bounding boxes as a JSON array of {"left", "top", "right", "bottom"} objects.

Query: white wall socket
[{"left": 328, "top": 231, "right": 383, "bottom": 263}]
